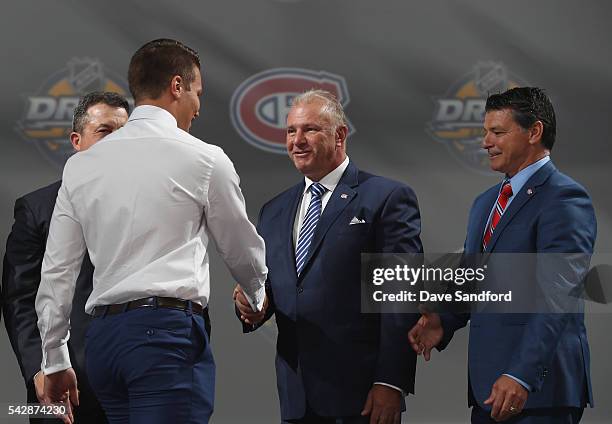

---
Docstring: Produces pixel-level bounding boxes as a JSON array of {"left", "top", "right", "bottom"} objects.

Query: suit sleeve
[
  {"left": 504, "top": 185, "right": 596, "bottom": 391},
  {"left": 2, "top": 197, "right": 46, "bottom": 385},
  {"left": 240, "top": 202, "right": 276, "bottom": 333},
  {"left": 373, "top": 184, "right": 423, "bottom": 394}
]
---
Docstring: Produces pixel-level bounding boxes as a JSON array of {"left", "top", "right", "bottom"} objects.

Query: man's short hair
[
  {"left": 128, "top": 38, "right": 200, "bottom": 102},
  {"left": 485, "top": 87, "right": 556, "bottom": 150},
  {"left": 72, "top": 91, "right": 130, "bottom": 133},
  {"left": 291, "top": 89, "right": 347, "bottom": 131}
]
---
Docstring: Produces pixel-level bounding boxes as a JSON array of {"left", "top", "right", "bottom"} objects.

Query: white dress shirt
[
  {"left": 36, "top": 105, "right": 267, "bottom": 374},
  {"left": 292, "top": 156, "right": 350, "bottom": 245}
]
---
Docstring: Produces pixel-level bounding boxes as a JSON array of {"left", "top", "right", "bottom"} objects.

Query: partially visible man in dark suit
[
  {"left": 234, "top": 90, "right": 422, "bottom": 424},
  {"left": 409, "top": 87, "right": 596, "bottom": 423},
  {"left": 2, "top": 91, "right": 130, "bottom": 423}
]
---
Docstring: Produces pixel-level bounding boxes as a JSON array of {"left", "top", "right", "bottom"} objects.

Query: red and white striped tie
[{"left": 482, "top": 181, "right": 513, "bottom": 250}]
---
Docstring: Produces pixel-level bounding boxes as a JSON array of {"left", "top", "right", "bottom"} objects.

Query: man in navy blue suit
[
  {"left": 409, "top": 87, "right": 596, "bottom": 423},
  {"left": 235, "top": 89, "right": 422, "bottom": 424}
]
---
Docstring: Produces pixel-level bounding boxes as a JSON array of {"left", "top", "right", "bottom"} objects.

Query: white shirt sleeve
[
  {"left": 36, "top": 181, "right": 86, "bottom": 375},
  {"left": 204, "top": 151, "right": 267, "bottom": 311}
]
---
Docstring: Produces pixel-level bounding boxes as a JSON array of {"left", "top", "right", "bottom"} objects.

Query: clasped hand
[{"left": 233, "top": 285, "right": 268, "bottom": 325}]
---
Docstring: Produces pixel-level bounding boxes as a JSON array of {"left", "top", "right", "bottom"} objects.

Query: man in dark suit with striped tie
[{"left": 234, "top": 89, "right": 423, "bottom": 424}]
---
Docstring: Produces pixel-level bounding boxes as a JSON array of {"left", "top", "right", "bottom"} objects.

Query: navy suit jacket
[
  {"left": 247, "top": 161, "right": 422, "bottom": 420},
  {"left": 441, "top": 161, "right": 596, "bottom": 410}
]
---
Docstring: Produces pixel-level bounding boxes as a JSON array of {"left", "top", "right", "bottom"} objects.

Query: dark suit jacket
[
  {"left": 246, "top": 161, "right": 422, "bottom": 420},
  {"left": 441, "top": 161, "right": 596, "bottom": 410},
  {"left": 2, "top": 181, "right": 105, "bottom": 420}
]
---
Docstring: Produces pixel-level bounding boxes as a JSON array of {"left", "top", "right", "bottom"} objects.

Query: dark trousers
[
  {"left": 471, "top": 405, "right": 584, "bottom": 424},
  {"left": 85, "top": 307, "right": 214, "bottom": 424},
  {"left": 285, "top": 405, "right": 370, "bottom": 424}
]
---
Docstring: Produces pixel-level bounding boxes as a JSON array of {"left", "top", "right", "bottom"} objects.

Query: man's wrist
[{"left": 373, "top": 382, "right": 405, "bottom": 396}]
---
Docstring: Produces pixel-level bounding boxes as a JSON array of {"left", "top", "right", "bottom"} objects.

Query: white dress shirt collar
[
  {"left": 303, "top": 156, "right": 350, "bottom": 194},
  {"left": 128, "top": 104, "right": 178, "bottom": 127}
]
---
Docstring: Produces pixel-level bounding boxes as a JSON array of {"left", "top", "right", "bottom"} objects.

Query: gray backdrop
[{"left": 1, "top": 1, "right": 610, "bottom": 422}]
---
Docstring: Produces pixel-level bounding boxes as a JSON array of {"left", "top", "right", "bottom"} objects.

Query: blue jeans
[{"left": 86, "top": 307, "right": 214, "bottom": 424}]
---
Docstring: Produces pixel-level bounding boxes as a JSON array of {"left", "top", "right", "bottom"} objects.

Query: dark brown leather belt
[{"left": 92, "top": 296, "right": 204, "bottom": 318}]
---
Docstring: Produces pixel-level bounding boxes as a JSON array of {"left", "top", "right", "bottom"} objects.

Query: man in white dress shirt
[{"left": 36, "top": 38, "right": 267, "bottom": 424}]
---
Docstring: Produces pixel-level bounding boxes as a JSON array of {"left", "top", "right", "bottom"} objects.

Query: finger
[
  {"left": 484, "top": 388, "right": 495, "bottom": 405},
  {"left": 498, "top": 399, "right": 515, "bottom": 422},
  {"left": 236, "top": 303, "right": 252, "bottom": 316},
  {"left": 408, "top": 328, "right": 423, "bottom": 353},
  {"left": 378, "top": 409, "right": 393, "bottom": 424},
  {"left": 490, "top": 393, "right": 504, "bottom": 421},
  {"left": 407, "top": 327, "right": 419, "bottom": 345},
  {"left": 369, "top": 404, "right": 382, "bottom": 424},
  {"left": 361, "top": 391, "right": 373, "bottom": 416},
  {"left": 69, "top": 385, "right": 79, "bottom": 407},
  {"left": 57, "top": 404, "right": 72, "bottom": 424},
  {"left": 423, "top": 345, "right": 432, "bottom": 361},
  {"left": 241, "top": 312, "right": 264, "bottom": 323}
]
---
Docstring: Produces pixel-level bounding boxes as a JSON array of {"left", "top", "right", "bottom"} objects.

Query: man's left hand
[
  {"left": 42, "top": 368, "right": 79, "bottom": 424},
  {"left": 484, "top": 375, "right": 528, "bottom": 422},
  {"left": 360, "top": 384, "right": 402, "bottom": 424}
]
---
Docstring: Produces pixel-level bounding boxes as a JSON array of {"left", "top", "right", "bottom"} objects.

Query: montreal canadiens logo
[
  {"left": 17, "top": 58, "right": 131, "bottom": 168},
  {"left": 428, "top": 62, "right": 528, "bottom": 174},
  {"left": 230, "top": 68, "right": 354, "bottom": 154}
]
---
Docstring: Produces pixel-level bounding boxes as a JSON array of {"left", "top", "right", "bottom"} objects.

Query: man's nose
[
  {"left": 481, "top": 132, "right": 492, "bottom": 149},
  {"left": 294, "top": 129, "right": 307, "bottom": 144}
]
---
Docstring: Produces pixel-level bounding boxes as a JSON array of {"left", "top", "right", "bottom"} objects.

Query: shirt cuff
[
  {"left": 374, "top": 382, "right": 405, "bottom": 396},
  {"left": 42, "top": 344, "right": 72, "bottom": 375},
  {"left": 503, "top": 373, "right": 532, "bottom": 392},
  {"left": 242, "top": 285, "right": 266, "bottom": 312}
]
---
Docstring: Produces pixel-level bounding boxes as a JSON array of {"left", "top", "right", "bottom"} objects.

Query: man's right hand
[
  {"left": 407, "top": 312, "right": 443, "bottom": 361},
  {"left": 233, "top": 285, "right": 268, "bottom": 325},
  {"left": 42, "top": 368, "right": 79, "bottom": 424}
]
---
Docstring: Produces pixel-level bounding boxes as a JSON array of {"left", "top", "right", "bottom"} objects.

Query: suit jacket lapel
[
  {"left": 297, "top": 161, "right": 359, "bottom": 280},
  {"left": 485, "top": 161, "right": 556, "bottom": 252},
  {"left": 469, "top": 188, "right": 499, "bottom": 254}
]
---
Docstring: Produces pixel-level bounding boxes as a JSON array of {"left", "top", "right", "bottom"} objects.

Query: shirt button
[
  {"left": 298, "top": 287, "right": 304, "bottom": 294},
  {"left": 146, "top": 329, "right": 154, "bottom": 336}
]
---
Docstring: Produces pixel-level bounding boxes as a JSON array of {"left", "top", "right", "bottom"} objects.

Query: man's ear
[
  {"left": 335, "top": 125, "right": 348, "bottom": 148},
  {"left": 70, "top": 132, "right": 82, "bottom": 151},
  {"left": 170, "top": 75, "right": 183, "bottom": 100},
  {"left": 528, "top": 121, "right": 544, "bottom": 146}
]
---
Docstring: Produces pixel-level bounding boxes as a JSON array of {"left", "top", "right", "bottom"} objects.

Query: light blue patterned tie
[{"left": 295, "top": 183, "right": 327, "bottom": 276}]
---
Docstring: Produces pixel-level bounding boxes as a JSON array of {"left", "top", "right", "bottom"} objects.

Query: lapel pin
[
  {"left": 340, "top": 193, "right": 348, "bottom": 199},
  {"left": 527, "top": 188, "right": 533, "bottom": 195}
]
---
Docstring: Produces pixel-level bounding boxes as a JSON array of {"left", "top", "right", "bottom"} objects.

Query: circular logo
[
  {"left": 18, "top": 58, "right": 131, "bottom": 168},
  {"left": 230, "top": 68, "right": 354, "bottom": 154},
  {"left": 427, "top": 62, "right": 528, "bottom": 174}
]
